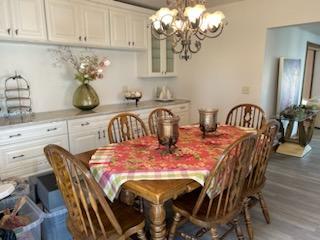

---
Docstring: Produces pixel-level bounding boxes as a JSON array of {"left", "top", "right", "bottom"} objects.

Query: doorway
[{"left": 302, "top": 42, "right": 320, "bottom": 128}]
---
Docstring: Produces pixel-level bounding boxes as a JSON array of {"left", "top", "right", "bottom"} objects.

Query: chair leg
[
  {"left": 244, "top": 199, "right": 254, "bottom": 240},
  {"left": 210, "top": 226, "right": 219, "bottom": 240},
  {"left": 168, "top": 213, "right": 181, "bottom": 240},
  {"left": 258, "top": 192, "right": 271, "bottom": 224},
  {"left": 234, "top": 218, "right": 244, "bottom": 240},
  {"left": 137, "top": 229, "right": 147, "bottom": 240}
]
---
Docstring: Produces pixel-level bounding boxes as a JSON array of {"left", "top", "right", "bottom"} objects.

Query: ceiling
[{"left": 115, "top": 0, "right": 243, "bottom": 10}]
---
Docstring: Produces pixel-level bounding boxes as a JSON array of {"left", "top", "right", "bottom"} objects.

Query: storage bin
[
  {"left": 28, "top": 171, "right": 53, "bottom": 203},
  {"left": 0, "top": 196, "right": 44, "bottom": 240},
  {"left": 36, "top": 173, "right": 65, "bottom": 211},
  {"left": 41, "top": 207, "right": 72, "bottom": 240}
]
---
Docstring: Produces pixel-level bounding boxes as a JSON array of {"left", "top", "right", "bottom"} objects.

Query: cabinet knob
[
  {"left": 81, "top": 122, "right": 90, "bottom": 126},
  {"left": 15, "top": 29, "right": 18, "bottom": 35},
  {"left": 128, "top": 41, "right": 131, "bottom": 46},
  {"left": 84, "top": 36, "right": 87, "bottom": 42},
  {"left": 79, "top": 36, "right": 82, "bottom": 41},
  {"left": 103, "top": 130, "right": 106, "bottom": 138},
  {"left": 7, "top": 28, "right": 11, "bottom": 35},
  {"left": 132, "top": 42, "right": 135, "bottom": 46},
  {"left": 98, "top": 131, "right": 101, "bottom": 139}
]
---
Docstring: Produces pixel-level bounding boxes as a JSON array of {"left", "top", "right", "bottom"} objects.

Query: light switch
[{"left": 242, "top": 86, "right": 250, "bottom": 95}]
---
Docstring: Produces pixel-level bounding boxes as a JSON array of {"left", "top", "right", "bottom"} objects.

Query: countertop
[{"left": 0, "top": 99, "right": 190, "bottom": 130}]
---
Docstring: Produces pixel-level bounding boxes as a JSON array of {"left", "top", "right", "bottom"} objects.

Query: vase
[{"left": 73, "top": 83, "right": 100, "bottom": 110}]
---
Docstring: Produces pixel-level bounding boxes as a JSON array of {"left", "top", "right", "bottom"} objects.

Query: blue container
[
  {"left": 41, "top": 207, "right": 72, "bottom": 240},
  {"left": 0, "top": 196, "right": 44, "bottom": 240},
  {"left": 36, "top": 173, "right": 65, "bottom": 211}
]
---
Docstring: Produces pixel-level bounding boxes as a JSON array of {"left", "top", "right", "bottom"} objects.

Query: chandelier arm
[
  {"left": 151, "top": 27, "right": 177, "bottom": 40},
  {"left": 171, "top": 38, "right": 184, "bottom": 54},
  {"left": 197, "top": 25, "right": 225, "bottom": 39},
  {"left": 188, "top": 41, "right": 201, "bottom": 54}
]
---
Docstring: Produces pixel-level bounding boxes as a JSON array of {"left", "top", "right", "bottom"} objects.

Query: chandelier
[{"left": 150, "top": 0, "right": 227, "bottom": 61}]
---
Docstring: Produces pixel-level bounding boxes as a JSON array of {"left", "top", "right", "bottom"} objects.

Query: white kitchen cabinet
[
  {"left": 0, "top": 121, "right": 69, "bottom": 179},
  {"left": 137, "top": 27, "right": 177, "bottom": 78},
  {"left": 68, "top": 115, "right": 110, "bottom": 154},
  {"left": 45, "top": 0, "right": 80, "bottom": 44},
  {"left": 80, "top": 4, "right": 110, "bottom": 47},
  {"left": 110, "top": 8, "right": 147, "bottom": 50},
  {"left": 0, "top": 0, "right": 11, "bottom": 39},
  {"left": 0, "top": 0, "right": 47, "bottom": 41},
  {"left": 46, "top": 0, "right": 111, "bottom": 47},
  {"left": 69, "top": 128, "right": 107, "bottom": 154},
  {"left": 130, "top": 13, "right": 147, "bottom": 49},
  {"left": 12, "top": 0, "right": 47, "bottom": 41}
]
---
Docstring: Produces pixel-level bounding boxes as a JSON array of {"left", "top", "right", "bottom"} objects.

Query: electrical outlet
[{"left": 241, "top": 86, "right": 250, "bottom": 95}]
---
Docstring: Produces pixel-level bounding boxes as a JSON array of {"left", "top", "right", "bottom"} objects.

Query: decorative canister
[
  {"left": 157, "top": 115, "right": 180, "bottom": 153},
  {"left": 199, "top": 108, "right": 218, "bottom": 138}
]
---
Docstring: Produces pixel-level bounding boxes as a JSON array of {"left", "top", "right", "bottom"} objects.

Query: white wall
[
  {"left": 176, "top": 0, "right": 320, "bottom": 123},
  {"left": 0, "top": 42, "right": 180, "bottom": 113},
  {"left": 262, "top": 26, "right": 320, "bottom": 116}
]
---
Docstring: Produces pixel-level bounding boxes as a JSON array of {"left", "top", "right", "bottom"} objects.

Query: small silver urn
[
  {"left": 157, "top": 115, "right": 180, "bottom": 153},
  {"left": 199, "top": 108, "right": 218, "bottom": 138}
]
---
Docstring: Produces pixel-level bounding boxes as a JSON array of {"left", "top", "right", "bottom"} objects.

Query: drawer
[
  {"left": 0, "top": 121, "right": 68, "bottom": 146},
  {"left": 0, "top": 134, "right": 69, "bottom": 179},
  {"left": 167, "top": 103, "right": 190, "bottom": 113},
  {"left": 68, "top": 115, "right": 111, "bottom": 133}
]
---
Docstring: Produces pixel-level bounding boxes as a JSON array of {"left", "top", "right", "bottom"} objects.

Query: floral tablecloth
[{"left": 89, "top": 125, "right": 247, "bottom": 201}]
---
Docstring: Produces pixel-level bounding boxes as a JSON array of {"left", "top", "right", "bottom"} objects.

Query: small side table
[{"left": 276, "top": 110, "right": 319, "bottom": 157}]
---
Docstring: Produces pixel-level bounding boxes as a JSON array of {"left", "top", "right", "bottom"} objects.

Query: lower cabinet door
[
  {"left": 69, "top": 129, "right": 101, "bottom": 154},
  {"left": 0, "top": 134, "right": 69, "bottom": 179}
]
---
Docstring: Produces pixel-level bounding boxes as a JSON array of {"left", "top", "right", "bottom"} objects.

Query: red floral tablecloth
[{"left": 89, "top": 125, "right": 247, "bottom": 201}]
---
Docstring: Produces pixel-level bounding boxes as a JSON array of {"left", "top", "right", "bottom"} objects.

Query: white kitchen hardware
[
  {"left": 0, "top": 0, "right": 47, "bottom": 41},
  {"left": 109, "top": 8, "right": 147, "bottom": 50}
]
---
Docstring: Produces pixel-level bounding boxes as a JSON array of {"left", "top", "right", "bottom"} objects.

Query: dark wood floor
[{"left": 176, "top": 130, "right": 320, "bottom": 239}]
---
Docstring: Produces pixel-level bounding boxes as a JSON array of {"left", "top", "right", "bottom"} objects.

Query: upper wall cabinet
[
  {"left": 45, "top": 0, "right": 80, "bottom": 44},
  {"left": 0, "top": 0, "right": 47, "bottom": 41},
  {"left": 137, "top": 27, "right": 177, "bottom": 78},
  {"left": 110, "top": 8, "right": 147, "bottom": 50},
  {"left": 45, "top": 0, "right": 111, "bottom": 47},
  {"left": 80, "top": 4, "right": 110, "bottom": 46}
]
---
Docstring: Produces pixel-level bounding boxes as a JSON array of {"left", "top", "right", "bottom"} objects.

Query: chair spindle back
[
  {"left": 44, "top": 145, "right": 123, "bottom": 239},
  {"left": 192, "top": 133, "right": 257, "bottom": 219},
  {"left": 148, "top": 108, "right": 174, "bottom": 135},
  {"left": 226, "top": 104, "right": 266, "bottom": 129},
  {"left": 108, "top": 113, "right": 148, "bottom": 143},
  {"left": 246, "top": 120, "right": 280, "bottom": 190}
]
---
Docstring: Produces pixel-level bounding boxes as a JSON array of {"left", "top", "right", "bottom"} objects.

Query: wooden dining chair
[
  {"left": 108, "top": 112, "right": 148, "bottom": 143},
  {"left": 226, "top": 104, "right": 266, "bottom": 130},
  {"left": 44, "top": 144, "right": 147, "bottom": 240},
  {"left": 168, "top": 133, "right": 257, "bottom": 240},
  {"left": 148, "top": 108, "right": 174, "bottom": 135},
  {"left": 242, "top": 120, "right": 280, "bottom": 240}
]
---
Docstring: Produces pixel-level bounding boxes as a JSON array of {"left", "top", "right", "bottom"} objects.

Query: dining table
[{"left": 76, "top": 125, "right": 251, "bottom": 240}]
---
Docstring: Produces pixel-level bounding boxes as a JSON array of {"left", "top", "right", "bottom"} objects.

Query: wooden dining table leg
[{"left": 149, "top": 203, "right": 167, "bottom": 240}]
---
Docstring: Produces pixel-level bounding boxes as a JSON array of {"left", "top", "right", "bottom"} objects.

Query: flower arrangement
[{"left": 51, "top": 47, "right": 111, "bottom": 84}]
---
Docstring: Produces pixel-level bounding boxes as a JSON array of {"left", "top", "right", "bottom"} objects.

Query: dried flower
[{"left": 50, "top": 47, "right": 111, "bottom": 84}]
